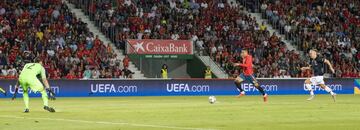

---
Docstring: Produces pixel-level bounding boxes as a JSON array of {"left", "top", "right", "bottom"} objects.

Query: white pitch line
[{"left": 0, "top": 115, "right": 215, "bottom": 130}]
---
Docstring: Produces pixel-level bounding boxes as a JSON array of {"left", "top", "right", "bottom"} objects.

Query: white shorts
[{"left": 310, "top": 76, "right": 325, "bottom": 86}]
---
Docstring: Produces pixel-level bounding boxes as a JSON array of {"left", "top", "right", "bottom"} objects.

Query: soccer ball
[{"left": 208, "top": 96, "right": 216, "bottom": 104}]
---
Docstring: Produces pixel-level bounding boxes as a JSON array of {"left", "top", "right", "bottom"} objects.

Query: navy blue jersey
[{"left": 310, "top": 57, "right": 325, "bottom": 76}]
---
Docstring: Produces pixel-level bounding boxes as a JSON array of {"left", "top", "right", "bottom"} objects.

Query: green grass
[{"left": 1, "top": 95, "right": 360, "bottom": 130}]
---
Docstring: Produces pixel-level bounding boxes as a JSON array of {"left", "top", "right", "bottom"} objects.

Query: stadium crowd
[
  {"left": 0, "top": 0, "right": 132, "bottom": 79},
  {"left": 1, "top": 0, "right": 359, "bottom": 79},
  {"left": 73, "top": 0, "right": 360, "bottom": 78},
  {"left": 260, "top": 0, "right": 360, "bottom": 77}
]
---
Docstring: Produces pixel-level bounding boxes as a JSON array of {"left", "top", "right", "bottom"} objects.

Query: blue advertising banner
[{"left": 0, "top": 79, "right": 354, "bottom": 98}]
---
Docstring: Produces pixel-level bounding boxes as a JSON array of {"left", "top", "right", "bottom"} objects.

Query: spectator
[
  {"left": 1, "top": 65, "right": 8, "bottom": 76},
  {"left": 83, "top": 66, "right": 92, "bottom": 79},
  {"left": 123, "top": 55, "right": 130, "bottom": 68},
  {"left": 7, "top": 65, "right": 17, "bottom": 76},
  {"left": 341, "top": 69, "right": 352, "bottom": 78},
  {"left": 53, "top": 68, "right": 61, "bottom": 79},
  {"left": 99, "top": 69, "right": 106, "bottom": 78},
  {"left": 106, "top": 69, "right": 113, "bottom": 78},
  {"left": 65, "top": 70, "right": 77, "bottom": 79},
  {"left": 260, "top": 22, "right": 267, "bottom": 31},
  {"left": 283, "top": 71, "right": 291, "bottom": 78},
  {"left": 92, "top": 67, "right": 100, "bottom": 79},
  {"left": 161, "top": 64, "right": 168, "bottom": 79},
  {"left": 77, "top": 72, "right": 83, "bottom": 79},
  {"left": 122, "top": 67, "right": 134, "bottom": 79},
  {"left": 204, "top": 66, "right": 212, "bottom": 79},
  {"left": 113, "top": 66, "right": 122, "bottom": 78}
]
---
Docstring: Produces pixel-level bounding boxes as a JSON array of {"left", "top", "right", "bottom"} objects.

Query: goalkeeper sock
[
  {"left": 40, "top": 90, "right": 49, "bottom": 106},
  {"left": 23, "top": 92, "right": 29, "bottom": 109},
  {"left": 235, "top": 81, "right": 244, "bottom": 92}
]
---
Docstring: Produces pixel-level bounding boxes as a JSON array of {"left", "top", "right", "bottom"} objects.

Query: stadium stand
[
  {"left": 1, "top": 0, "right": 359, "bottom": 78},
  {"left": 70, "top": 0, "right": 318, "bottom": 78},
  {"left": 259, "top": 0, "right": 360, "bottom": 77},
  {"left": 0, "top": 0, "right": 125, "bottom": 79}
]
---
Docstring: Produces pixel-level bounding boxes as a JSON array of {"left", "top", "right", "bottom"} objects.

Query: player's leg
[
  {"left": 250, "top": 75, "right": 267, "bottom": 102},
  {"left": 234, "top": 74, "right": 245, "bottom": 97},
  {"left": 305, "top": 78, "right": 315, "bottom": 101},
  {"left": 23, "top": 91, "right": 30, "bottom": 113},
  {"left": 316, "top": 76, "right": 336, "bottom": 102},
  {"left": 29, "top": 79, "right": 55, "bottom": 112},
  {"left": 252, "top": 80, "right": 266, "bottom": 95},
  {"left": 40, "top": 89, "right": 55, "bottom": 112},
  {"left": 319, "top": 83, "right": 336, "bottom": 102},
  {"left": 20, "top": 81, "right": 30, "bottom": 113},
  {"left": 40, "top": 89, "right": 49, "bottom": 107},
  {"left": 318, "top": 84, "right": 335, "bottom": 95},
  {"left": 0, "top": 87, "right": 6, "bottom": 96}
]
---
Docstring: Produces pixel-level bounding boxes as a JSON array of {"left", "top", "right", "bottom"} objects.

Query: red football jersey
[{"left": 239, "top": 55, "right": 254, "bottom": 76}]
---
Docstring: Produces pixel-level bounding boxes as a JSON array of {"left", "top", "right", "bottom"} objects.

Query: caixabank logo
[{"left": 127, "top": 39, "right": 193, "bottom": 55}]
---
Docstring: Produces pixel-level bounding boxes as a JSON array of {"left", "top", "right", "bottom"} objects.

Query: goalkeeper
[{"left": 14, "top": 57, "right": 56, "bottom": 113}]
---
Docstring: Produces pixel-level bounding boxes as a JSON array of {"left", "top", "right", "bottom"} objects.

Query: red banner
[{"left": 126, "top": 40, "right": 193, "bottom": 55}]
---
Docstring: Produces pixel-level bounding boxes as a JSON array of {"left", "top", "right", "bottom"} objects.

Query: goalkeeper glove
[{"left": 46, "top": 88, "right": 56, "bottom": 100}]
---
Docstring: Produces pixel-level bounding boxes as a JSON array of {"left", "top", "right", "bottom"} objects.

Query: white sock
[
  {"left": 310, "top": 90, "right": 314, "bottom": 96},
  {"left": 305, "top": 84, "right": 315, "bottom": 96},
  {"left": 324, "top": 86, "right": 335, "bottom": 95}
]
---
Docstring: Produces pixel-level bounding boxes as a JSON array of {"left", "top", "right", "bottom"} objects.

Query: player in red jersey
[{"left": 233, "top": 50, "right": 268, "bottom": 102}]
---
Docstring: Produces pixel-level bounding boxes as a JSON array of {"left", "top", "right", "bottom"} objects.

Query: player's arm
[
  {"left": 324, "top": 59, "right": 335, "bottom": 73},
  {"left": 233, "top": 63, "right": 240, "bottom": 66},
  {"left": 40, "top": 66, "right": 56, "bottom": 100},
  {"left": 41, "top": 68, "right": 50, "bottom": 89},
  {"left": 42, "top": 78, "right": 50, "bottom": 89},
  {"left": 300, "top": 66, "right": 311, "bottom": 71},
  {"left": 234, "top": 57, "right": 251, "bottom": 68},
  {"left": 238, "top": 62, "right": 251, "bottom": 68},
  {"left": 301, "top": 61, "right": 312, "bottom": 71}
]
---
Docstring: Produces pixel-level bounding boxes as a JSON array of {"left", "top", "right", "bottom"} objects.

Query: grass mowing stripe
[{"left": 0, "top": 115, "right": 216, "bottom": 130}]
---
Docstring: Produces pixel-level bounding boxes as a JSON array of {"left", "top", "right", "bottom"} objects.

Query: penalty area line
[{"left": 0, "top": 115, "right": 215, "bottom": 130}]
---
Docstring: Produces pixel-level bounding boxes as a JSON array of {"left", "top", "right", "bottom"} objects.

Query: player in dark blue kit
[{"left": 301, "top": 49, "right": 336, "bottom": 102}]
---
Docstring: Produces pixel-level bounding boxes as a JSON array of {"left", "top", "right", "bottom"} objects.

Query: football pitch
[{"left": 0, "top": 95, "right": 360, "bottom": 130}]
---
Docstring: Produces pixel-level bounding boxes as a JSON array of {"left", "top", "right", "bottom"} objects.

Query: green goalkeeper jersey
[{"left": 19, "top": 63, "right": 47, "bottom": 79}]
